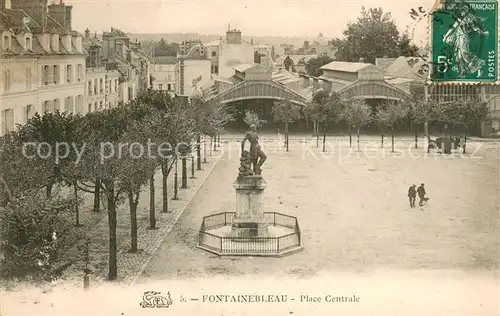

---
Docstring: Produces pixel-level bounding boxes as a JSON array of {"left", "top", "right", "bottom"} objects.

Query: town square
[{"left": 0, "top": 0, "right": 498, "bottom": 315}]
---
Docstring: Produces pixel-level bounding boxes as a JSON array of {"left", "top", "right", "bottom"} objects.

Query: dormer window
[
  {"left": 25, "top": 37, "right": 31, "bottom": 50},
  {"left": 3, "top": 35, "right": 10, "bottom": 50}
]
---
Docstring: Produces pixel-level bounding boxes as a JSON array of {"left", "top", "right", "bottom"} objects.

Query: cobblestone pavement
[
  {"left": 59, "top": 147, "right": 223, "bottom": 288},
  {"left": 139, "top": 137, "right": 499, "bottom": 281}
]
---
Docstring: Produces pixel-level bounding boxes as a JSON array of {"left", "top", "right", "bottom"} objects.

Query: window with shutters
[
  {"left": 94, "top": 79, "right": 98, "bottom": 94},
  {"left": 43, "top": 65, "right": 49, "bottom": 85},
  {"left": 47, "top": 65, "right": 54, "bottom": 84},
  {"left": 115, "top": 79, "right": 118, "bottom": 93},
  {"left": 26, "top": 68, "right": 32, "bottom": 90},
  {"left": 99, "top": 100, "right": 103, "bottom": 109},
  {"left": 88, "top": 103, "right": 92, "bottom": 113},
  {"left": 2, "top": 109, "right": 14, "bottom": 134},
  {"left": 53, "top": 99, "right": 60, "bottom": 111},
  {"left": 25, "top": 104, "right": 34, "bottom": 122},
  {"left": 54, "top": 65, "right": 60, "bottom": 84},
  {"left": 43, "top": 100, "right": 50, "bottom": 113},
  {"left": 66, "top": 65, "right": 73, "bottom": 83},
  {"left": 88, "top": 81, "right": 92, "bottom": 95},
  {"left": 3, "top": 69, "right": 10, "bottom": 92},
  {"left": 100, "top": 78, "right": 104, "bottom": 94},
  {"left": 77, "top": 64, "right": 83, "bottom": 81}
]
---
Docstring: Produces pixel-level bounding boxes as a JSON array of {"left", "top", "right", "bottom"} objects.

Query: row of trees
[
  {"left": 267, "top": 90, "right": 488, "bottom": 154},
  {"left": 0, "top": 91, "right": 231, "bottom": 283}
]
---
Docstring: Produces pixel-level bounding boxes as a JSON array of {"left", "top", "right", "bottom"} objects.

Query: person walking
[
  {"left": 408, "top": 185, "right": 417, "bottom": 208},
  {"left": 417, "top": 183, "right": 428, "bottom": 206}
]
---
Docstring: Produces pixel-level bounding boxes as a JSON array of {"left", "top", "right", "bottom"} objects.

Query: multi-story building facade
[
  {"left": 0, "top": 0, "right": 85, "bottom": 136},
  {"left": 101, "top": 27, "right": 152, "bottom": 104},
  {"left": 152, "top": 56, "right": 175, "bottom": 95},
  {"left": 83, "top": 29, "right": 119, "bottom": 112}
]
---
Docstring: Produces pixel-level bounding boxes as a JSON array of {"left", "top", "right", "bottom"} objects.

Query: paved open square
[{"left": 139, "top": 136, "right": 499, "bottom": 281}]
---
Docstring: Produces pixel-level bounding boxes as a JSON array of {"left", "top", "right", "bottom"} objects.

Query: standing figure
[
  {"left": 417, "top": 183, "right": 428, "bottom": 206},
  {"left": 241, "top": 124, "right": 267, "bottom": 175},
  {"left": 442, "top": 4, "right": 489, "bottom": 77},
  {"left": 408, "top": 185, "right": 417, "bottom": 208}
]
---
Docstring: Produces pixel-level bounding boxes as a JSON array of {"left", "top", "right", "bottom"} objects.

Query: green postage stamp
[{"left": 430, "top": 0, "right": 498, "bottom": 83}]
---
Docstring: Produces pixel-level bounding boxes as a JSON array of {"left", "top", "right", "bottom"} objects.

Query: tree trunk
[
  {"left": 161, "top": 160, "right": 169, "bottom": 213},
  {"left": 463, "top": 129, "right": 468, "bottom": 154},
  {"left": 285, "top": 122, "right": 289, "bottom": 152},
  {"left": 149, "top": 174, "right": 156, "bottom": 229},
  {"left": 203, "top": 134, "right": 207, "bottom": 163},
  {"left": 316, "top": 122, "right": 319, "bottom": 148},
  {"left": 210, "top": 137, "right": 213, "bottom": 156},
  {"left": 391, "top": 125, "right": 395, "bottom": 153},
  {"left": 381, "top": 127, "right": 384, "bottom": 148},
  {"left": 74, "top": 182, "right": 82, "bottom": 227},
  {"left": 127, "top": 191, "right": 138, "bottom": 253},
  {"left": 46, "top": 182, "right": 53, "bottom": 198},
  {"left": 173, "top": 159, "right": 179, "bottom": 200},
  {"left": 322, "top": 125, "right": 326, "bottom": 152},
  {"left": 213, "top": 135, "right": 217, "bottom": 151},
  {"left": 93, "top": 179, "right": 100, "bottom": 212},
  {"left": 181, "top": 157, "right": 187, "bottom": 189},
  {"left": 106, "top": 182, "right": 117, "bottom": 281},
  {"left": 414, "top": 124, "right": 418, "bottom": 148},
  {"left": 197, "top": 134, "right": 202, "bottom": 170},
  {"left": 349, "top": 125, "right": 352, "bottom": 148},
  {"left": 356, "top": 126, "right": 360, "bottom": 151}
]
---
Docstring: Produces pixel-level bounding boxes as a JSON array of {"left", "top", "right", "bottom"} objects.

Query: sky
[{"left": 65, "top": 0, "right": 434, "bottom": 44}]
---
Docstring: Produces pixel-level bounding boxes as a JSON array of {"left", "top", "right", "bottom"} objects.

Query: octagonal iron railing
[{"left": 198, "top": 212, "right": 302, "bottom": 255}]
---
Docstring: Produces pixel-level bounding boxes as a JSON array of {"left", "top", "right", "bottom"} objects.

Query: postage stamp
[{"left": 429, "top": 0, "right": 498, "bottom": 83}]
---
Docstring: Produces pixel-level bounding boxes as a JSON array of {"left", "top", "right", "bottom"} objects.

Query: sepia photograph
[{"left": 0, "top": 0, "right": 498, "bottom": 315}]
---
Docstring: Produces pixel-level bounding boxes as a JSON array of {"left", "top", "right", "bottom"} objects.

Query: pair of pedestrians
[{"left": 408, "top": 183, "right": 429, "bottom": 208}]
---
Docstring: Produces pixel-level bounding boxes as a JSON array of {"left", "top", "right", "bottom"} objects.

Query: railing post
[
  {"left": 277, "top": 237, "right": 280, "bottom": 252},
  {"left": 274, "top": 212, "right": 276, "bottom": 226},
  {"left": 220, "top": 237, "right": 223, "bottom": 253}
]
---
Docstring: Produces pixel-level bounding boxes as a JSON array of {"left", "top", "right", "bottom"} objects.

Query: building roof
[
  {"left": 320, "top": 61, "right": 371, "bottom": 73},
  {"left": 204, "top": 40, "right": 221, "bottom": 47},
  {"left": 272, "top": 69, "right": 300, "bottom": 84},
  {"left": 212, "top": 74, "right": 233, "bottom": 84},
  {"left": 153, "top": 56, "right": 176, "bottom": 64},
  {"left": 385, "top": 56, "right": 426, "bottom": 80},
  {"left": 275, "top": 54, "right": 317, "bottom": 66},
  {"left": 375, "top": 58, "right": 398, "bottom": 70},
  {"left": 233, "top": 63, "right": 257, "bottom": 72}
]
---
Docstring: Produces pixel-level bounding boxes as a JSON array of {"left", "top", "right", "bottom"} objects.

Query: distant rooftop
[{"left": 320, "top": 61, "right": 371, "bottom": 73}]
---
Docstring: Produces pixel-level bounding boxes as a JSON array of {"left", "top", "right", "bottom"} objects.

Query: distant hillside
[{"left": 128, "top": 33, "right": 321, "bottom": 48}]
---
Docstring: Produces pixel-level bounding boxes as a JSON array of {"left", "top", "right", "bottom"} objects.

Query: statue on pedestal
[{"left": 240, "top": 124, "right": 267, "bottom": 176}]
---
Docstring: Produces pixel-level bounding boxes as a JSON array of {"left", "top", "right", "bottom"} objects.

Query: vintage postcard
[{"left": 0, "top": 0, "right": 498, "bottom": 315}]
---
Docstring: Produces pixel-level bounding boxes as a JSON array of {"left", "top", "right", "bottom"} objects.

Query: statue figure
[
  {"left": 241, "top": 124, "right": 267, "bottom": 175},
  {"left": 238, "top": 150, "right": 254, "bottom": 178}
]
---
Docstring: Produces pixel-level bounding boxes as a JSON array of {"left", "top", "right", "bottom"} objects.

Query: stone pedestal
[{"left": 230, "top": 175, "right": 269, "bottom": 238}]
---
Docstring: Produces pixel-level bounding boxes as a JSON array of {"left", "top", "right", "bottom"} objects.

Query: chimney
[
  {"left": 48, "top": 2, "right": 72, "bottom": 32},
  {"left": 102, "top": 32, "right": 116, "bottom": 59},
  {"left": 226, "top": 29, "right": 241, "bottom": 44},
  {"left": 84, "top": 28, "right": 90, "bottom": 39},
  {"left": 127, "top": 50, "right": 132, "bottom": 63}
]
